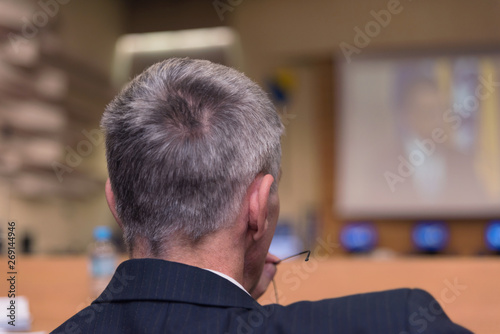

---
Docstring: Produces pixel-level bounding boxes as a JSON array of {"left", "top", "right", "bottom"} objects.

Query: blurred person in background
[{"left": 52, "top": 58, "right": 471, "bottom": 334}]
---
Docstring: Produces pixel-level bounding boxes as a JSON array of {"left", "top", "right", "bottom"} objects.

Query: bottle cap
[{"left": 93, "top": 226, "right": 112, "bottom": 241}]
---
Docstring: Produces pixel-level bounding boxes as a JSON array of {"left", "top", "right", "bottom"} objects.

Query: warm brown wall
[
  {"left": 233, "top": 0, "right": 500, "bottom": 78},
  {"left": 123, "top": 0, "right": 226, "bottom": 33},
  {"left": 59, "top": 0, "right": 125, "bottom": 76}
]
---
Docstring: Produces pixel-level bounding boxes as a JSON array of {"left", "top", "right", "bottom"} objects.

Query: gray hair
[{"left": 101, "top": 58, "right": 283, "bottom": 253}]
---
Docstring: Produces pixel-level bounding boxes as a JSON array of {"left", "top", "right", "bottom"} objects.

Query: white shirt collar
[{"left": 203, "top": 268, "right": 251, "bottom": 296}]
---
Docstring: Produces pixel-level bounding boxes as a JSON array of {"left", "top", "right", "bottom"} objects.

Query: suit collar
[
  {"left": 93, "top": 258, "right": 257, "bottom": 310},
  {"left": 203, "top": 268, "right": 251, "bottom": 296}
]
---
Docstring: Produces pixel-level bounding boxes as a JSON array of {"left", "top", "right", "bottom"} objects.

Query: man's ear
[
  {"left": 105, "top": 178, "right": 124, "bottom": 230},
  {"left": 247, "top": 174, "right": 274, "bottom": 241}
]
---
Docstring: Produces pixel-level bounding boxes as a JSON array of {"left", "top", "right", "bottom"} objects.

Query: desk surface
[{"left": 3, "top": 256, "right": 499, "bottom": 333}]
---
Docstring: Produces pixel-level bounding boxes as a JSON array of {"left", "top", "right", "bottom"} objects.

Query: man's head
[{"left": 101, "top": 58, "right": 284, "bottom": 259}]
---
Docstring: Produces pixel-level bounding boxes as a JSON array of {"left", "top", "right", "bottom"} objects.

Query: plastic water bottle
[{"left": 89, "top": 226, "right": 118, "bottom": 298}]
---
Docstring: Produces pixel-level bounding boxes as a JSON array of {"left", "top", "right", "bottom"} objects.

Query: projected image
[
  {"left": 393, "top": 59, "right": 484, "bottom": 200},
  {"left": 337, "top": 52, "right": 500, "bottom": 218}
]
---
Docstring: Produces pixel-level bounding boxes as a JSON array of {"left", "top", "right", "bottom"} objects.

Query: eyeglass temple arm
[{"left": 275, "top": 250, "right": 311, "bottom": 265}]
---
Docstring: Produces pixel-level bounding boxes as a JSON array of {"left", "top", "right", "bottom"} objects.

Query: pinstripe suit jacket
[{"left": 51, "top": 259, "right": 472, "bottom": 334}]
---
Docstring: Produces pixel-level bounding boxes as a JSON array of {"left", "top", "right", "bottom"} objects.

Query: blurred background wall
[{"left": 1, "top": 0, "right": 500, "bottom": 255}]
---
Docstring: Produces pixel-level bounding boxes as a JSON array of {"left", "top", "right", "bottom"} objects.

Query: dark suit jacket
[{"left": 52, "top": 259, "right": 472, "bottom": 334}]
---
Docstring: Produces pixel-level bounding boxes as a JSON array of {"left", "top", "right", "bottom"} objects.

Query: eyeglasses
[{"left": 272, "top": 250, "right": 311, "bottom": 304}]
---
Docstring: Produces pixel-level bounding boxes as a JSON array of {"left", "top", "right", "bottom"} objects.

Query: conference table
[{"left": 2, "top": 256, "right": 499, "bottom": 333}]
